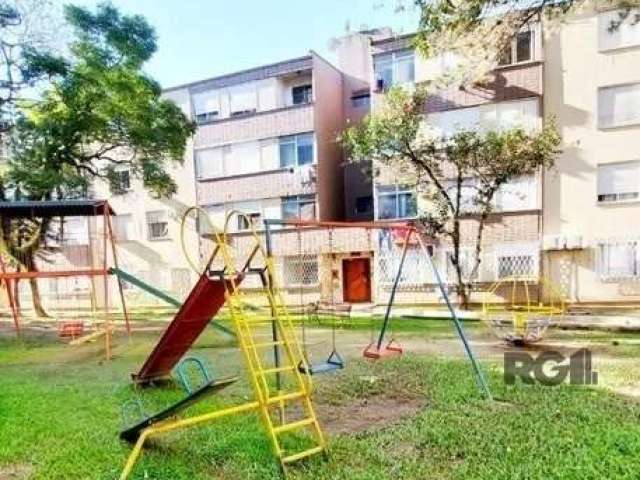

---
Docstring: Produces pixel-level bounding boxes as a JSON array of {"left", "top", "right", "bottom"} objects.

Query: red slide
[{"left": 133, "top": 273, "right": 242, "bottom": 384}]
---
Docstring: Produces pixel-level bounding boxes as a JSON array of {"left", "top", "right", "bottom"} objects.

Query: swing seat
[
  {"left": 362, "top": 339, "right": 403, "bottom": 360},
  {"left": 298, "top": 350, "right": 345, "bottom": 375}
]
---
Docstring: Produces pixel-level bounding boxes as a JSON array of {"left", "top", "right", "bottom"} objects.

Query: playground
[
  {"left": 2, "top": 319, "right": 640, "bottom": 479},
  {"left": 1, "top": 203, "right": 640, "bottom": 479}
]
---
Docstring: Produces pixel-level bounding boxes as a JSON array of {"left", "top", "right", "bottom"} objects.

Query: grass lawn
[{"left": 1, "top": 320, "right": 640, "bottom": 479}]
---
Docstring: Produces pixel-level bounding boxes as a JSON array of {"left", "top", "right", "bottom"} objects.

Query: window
[
  {"left": 281, "top": 194, "right": 316, "bottom": 221},
  {"left": 597, "top": 161, "right": 640, "bottom": 203},
  {"left": 598, "top": 83, "right": 640, "bottom": 129},
  {"left": 480, "top": 98, "right": 540, "bottom": 132},
  {"left": 112, "top": 214, "right": 134, "bottom": 241},
  {"left": 355, "top": 195, "right": 373, "bottom": 215},
  {"left": 195, "top": 147, "right": 224, "bottom": 179},
  {"left": 374, "top": 50, "right": 415, "bottom": 90},
  {"left": 225, "top": 141, "right": 261, "bottom": 176},
  {"left": 196, "top": 142, "right": 263, "bottom": 179},
  {"left": 499, "top": 30, "right": 534, "bottom": 66},
  {"left": 428, "top": 107, "right": 480, "bottom": 136},
  {"left": 192, "top": 91, "right": 220, "bottom": 124},
  {"left": 377, "top": 185, "right": 417, "bottom": 220},
  {"left": 110, "top": 169, "right": 131, "bottom": 195},
  {"left": 445, "top": 248, "right": 478, "bottom": 283},
  {"left": 292, "top": 84, "right": 312, "bottom": 105},
  {"left": 237, "top": 212, "right": 261, "bottom": 231},
  {"left": 497, "top": 255, "right": 535, "bottom": 279},
  {"left": 494, "top": 175, "right": 538, "bottom": 211},
  {"left": 229, "top": 84, "right": 257, "bottom": 116},
  {"left": 279, "top": 133, "right": 314, "bottom": 168},
  {"left": 445, "top": 179, "right": 478, "bottom": 214},
  {"left": 146, "top": 210, "right": 169, "bottom": 240},
  {"left": 599, "top": 8, "right": 640, "bottom": 51},
  {"left": 282, "top": 255, "right": 318, "bottom": 286},
  {"left": 351, "top": 92, "right": 371, "bottom": 108},
  {"left": 597, "top": 240, "right": 640, "bottom": 280},
  {"left": 59, "top": 217, "right": 89, "bottom": 246}
]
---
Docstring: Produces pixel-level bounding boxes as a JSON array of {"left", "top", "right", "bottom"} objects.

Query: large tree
[
  {"left": 0, "top": 0, "right": 66, "bottom": 131},
  {"left": 2, "top": 2, "right": 195, "bottom": 315},
  {"left": 412, "top": 0, "right": 639, "bottom": 84},
  {"left": 343, "top": 87, "right": 560, "bottom": 307}
]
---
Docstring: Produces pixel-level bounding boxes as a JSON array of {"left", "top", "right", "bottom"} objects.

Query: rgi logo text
[{"left": 504, "top": 348, "right": 598, "bottom": 386}]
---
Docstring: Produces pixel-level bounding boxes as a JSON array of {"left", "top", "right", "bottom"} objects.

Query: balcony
[
  {"left": 197, "top": 165, "right": 316, "bottom": 204},
  {"left": 194, "top": 103, "right": 314, "bottom": 148},
  {"left": 425, "top": 62, "right": 543, "bottom": 113}
]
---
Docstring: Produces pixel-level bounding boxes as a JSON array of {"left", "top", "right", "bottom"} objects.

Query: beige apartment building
[
  {"left": 543, "top": 3, "right": 640, "bottom": 305},
  {"left": 94, "top": 3, "right": 639, "bottom": 308},
  {"left": 364, "top": 25, "right": 545, "bottom": 305},
  {"left": 161, "top": 52, "right": 376, "bottom": 305}
]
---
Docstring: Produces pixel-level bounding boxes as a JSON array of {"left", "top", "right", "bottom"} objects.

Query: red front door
[{"left": 342, "top": 258, "right": 372, "bottom": 303}]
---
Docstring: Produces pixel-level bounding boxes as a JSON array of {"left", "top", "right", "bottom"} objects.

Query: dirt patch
[
  {"left": 0, "top": 463, "right": 33, "bottom": 480},
  {"left": 317, "top": 395, "right": 425, "bottom": 436}
]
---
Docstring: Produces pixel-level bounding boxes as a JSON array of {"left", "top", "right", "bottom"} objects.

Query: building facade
[
  {"left": 543, "top": 3, "right": 640, "bottom": 304},
  {"left": 95, "top": 3, "right": 639, "bottom": 308},
  {"left": 366, "top": 24, "right": 545, "bottom": 305}
]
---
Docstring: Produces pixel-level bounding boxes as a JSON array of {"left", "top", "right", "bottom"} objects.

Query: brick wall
[
  {"left": 194, "top": 104, "right": 314, "bottom": 148},
  {"left": 197, "top": 167, "right": 316, "bottom": 205},
  {"left": 168, "top": 56, "right": 313, "bottom": 94},
  {"left": 425, "top": 63, "right": 543, "bottom": 113}
]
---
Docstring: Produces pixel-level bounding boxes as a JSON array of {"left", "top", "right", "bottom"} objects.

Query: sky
[{"left": 70, "top": 0, "right": 419, "bottom": 89}]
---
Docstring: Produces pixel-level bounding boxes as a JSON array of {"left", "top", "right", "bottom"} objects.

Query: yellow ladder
[{"left": 221, "top": 248, "right": 326, "bottom": 468}]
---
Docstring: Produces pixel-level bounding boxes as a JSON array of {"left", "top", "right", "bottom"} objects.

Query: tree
[
  {"left": 0, "top": 0, "right": 67, "bottom": 131},
  {"left": 342, "top": 87, "right": 561, "bottom": 307},
  {"left": 2, "top": 2, "right": 195, "bottom": 316},
  {"left": 413, "top": 0, "right": 640, "bottom": 82}
]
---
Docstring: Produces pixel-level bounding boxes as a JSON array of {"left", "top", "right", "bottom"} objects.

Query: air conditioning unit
[
  {"left": 299, "top": 165, "right": 316, "bottom": 185},
  {"left": 566, "top": 235, "right": 587, "bottom": 250},
  {"left": 543, "top": 234, "right": 587, "bottom": 251},
  {"left": 543, "top": 234, "right": 564, "bottom": 251}
]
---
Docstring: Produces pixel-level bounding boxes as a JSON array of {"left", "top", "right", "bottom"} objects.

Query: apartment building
[
  {"left": 91, "top": 137, "right": 200, "bottom": 302},
  {"left": 93, "top": 3, "right": 640, "bottom": 308},
  {"left": 159, "top": 52, "right": 376, "bottom": 304},
  {"left": 361, "top": 25, "right": 545, "bottom": 304},
  {"left": 543, "top": 3, "right": 640, "bottom": 304}
]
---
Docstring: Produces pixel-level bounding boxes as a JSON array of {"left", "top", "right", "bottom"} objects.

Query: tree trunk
[
  {"left": 23, "top": 250, "right": 49, "bottom": 318},
  {"left": 13, "top": 277, "right": 21, "bottom": 314},
  {"left": 28, "top": 277, "right": 49, "bottom": 318},
  {"left": 450, "top": 220, "right": 471, "bottom": 310}
]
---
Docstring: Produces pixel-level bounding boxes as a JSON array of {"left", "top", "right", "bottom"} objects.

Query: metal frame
[
  {"left": 0, "top": 200, "right": 130, "bottom": 357},
  {"left": 263, "top": 218, "right": 492, "bottom": 400}
]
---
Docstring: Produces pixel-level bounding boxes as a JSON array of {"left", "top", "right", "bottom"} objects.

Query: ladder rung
[
  {"left": 281, "top": 446, "right": 324, "bottom": 464},
  {"left": 266, "top": 391, "right": 305, "bottom": 404},
  {"left": 241, "top": 319, "right": 274, "bottom": 326},
  {"left": 273, "top": 418, "right": 316, "bottom": 435},
  {"left": 251, "top": 341, "right": 284, "bottom": 349},
  {"left": 262, "top": 366, "right": 295, "bottom": 375}
]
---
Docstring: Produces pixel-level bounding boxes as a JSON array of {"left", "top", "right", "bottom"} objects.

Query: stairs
[{"left": 217, "top": 243, "right": 326, "bottom": 467}]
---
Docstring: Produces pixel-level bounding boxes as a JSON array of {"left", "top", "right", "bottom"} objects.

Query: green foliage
[
  {"left": 413, "top": 0, "right": 639, "bottom": 60},
  {"left": 343, "top": 86, "right": 561, "bottom": 305},
  {"left": 2, "top": 327, "right": 640, "bottom": 479},
  {"left": 0, "top": 0, "right": 67, "bottom": 128},
  {"left": 10, "top": 2, "right": 195, "bottom": 199}
]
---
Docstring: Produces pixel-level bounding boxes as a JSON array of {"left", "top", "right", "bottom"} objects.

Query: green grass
[{"left": 1, "top": 326, "right": 640, "bottom": 479}]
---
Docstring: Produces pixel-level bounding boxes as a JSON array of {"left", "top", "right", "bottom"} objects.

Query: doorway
[{"left": 342, "top": 257, "right": 372, "bottom": 303}]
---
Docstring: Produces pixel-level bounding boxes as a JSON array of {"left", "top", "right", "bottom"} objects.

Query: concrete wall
[
  {"left": 312, "top": 52, "right": 346, "bottom": 221},
  {"left": 90, "top": 86, "right": 200, "bottom": 303},
  {"left": 542, "top": 3, "right": 640, "bottom": 303}
]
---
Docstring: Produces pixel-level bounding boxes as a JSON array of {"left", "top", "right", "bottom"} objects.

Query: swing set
[
  {"left": 0, "top": 200, "right": 130, "bottom": 358},
  {"left": 263, "top": 218, "right": 492, "bottom": 399}
]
